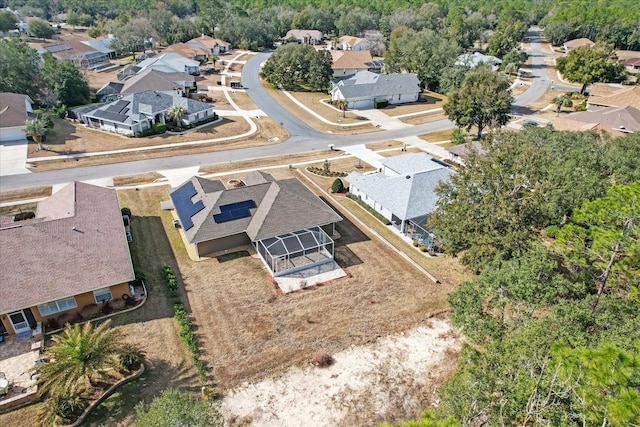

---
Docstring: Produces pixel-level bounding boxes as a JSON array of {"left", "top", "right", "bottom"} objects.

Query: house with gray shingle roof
[
  {"left": 331, "top": 71, "right": 420, "bottom": 109},
  {"left": 166, "top": 172, "right": 342, "bottom": 279},
  {"left": 346, "top": 153, "right": 453, "bottom": 245},
  {"left": 0, "top": 182, "right": 134, "bottom": 337},
  {"left": 0, "top": 93, "right": 35, "bottom": 142},
  {"left": 95, "top": 69, "right": 196, "bottom": 102},
  {"left": 136, "top": 52, "right": 200, "bottom": 75},
  {"left": 79, "top": 90, "right": 215, "bottom": 136}
]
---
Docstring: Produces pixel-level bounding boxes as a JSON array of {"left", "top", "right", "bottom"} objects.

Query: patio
[{"left": 0, "top": 333, "right": 42, "bottom": 412}]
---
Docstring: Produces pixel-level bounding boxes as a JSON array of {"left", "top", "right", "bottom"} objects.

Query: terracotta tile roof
[
  {"left": 169, "top": 174, "right": 342, "bottom": 244},
  {"left": 331, "top": 50, "right": 373, "bottom": 70},
  {"left": 0, "top": 93, "right": 32, "bottom": 127},
  {"left": 588, "top": 86, "right": 640, "bottom": 109},
  {"left": 0, "top": 182, "right": 135, "bottom": 314}
]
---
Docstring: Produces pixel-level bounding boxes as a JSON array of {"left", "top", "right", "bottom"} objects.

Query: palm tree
[
  {"left": 335, "top": 99, "right": 348, "bottom": 118},
  {"left": 167, "top": 104, "right": 186, "bottom": 128},
  {"left": 37, "top": 320, "right": 125, "bottom": 398},
  {"left": 23, "top": 118, "right": 47, "bottom": 150},
  {"left": 552, "top": 94, "right": 574, "bottom": 115}
]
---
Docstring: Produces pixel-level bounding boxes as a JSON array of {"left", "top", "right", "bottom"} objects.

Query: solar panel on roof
[{"left": 170, "top": 181, "right": 206, "bottom": 231}]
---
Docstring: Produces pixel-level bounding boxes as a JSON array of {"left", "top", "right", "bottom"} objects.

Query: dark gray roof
[
  {"left": 84, "top": 90, "right": 212, "bottom": 126},
  {"left": 81, "top": 37, "right": 115, "bottom": 54},
  {"left": 334, "top": 72, "right": 420, "bottom": 99},
  {"left": 96, "top": 82, "right": 125, "bottom": 96},
  {"left": 170, "top": 174, "right": 342, "bottom": 244}
]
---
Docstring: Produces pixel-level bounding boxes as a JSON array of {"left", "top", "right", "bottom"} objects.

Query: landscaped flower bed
[{"left": 306, "top": 167, "right": 348, "bottom": 177}]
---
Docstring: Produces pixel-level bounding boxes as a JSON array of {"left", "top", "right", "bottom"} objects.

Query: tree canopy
[
  {"left": 0, "top": 37, "right": 41, "bottom": 96},
  {"left": 260, "top": 43, "right": 332, "bottom": 91},
  {"left": 135, "top": 389, "right": 222, "bottom": 427},
  {"left": 443, "top": 66, "right": 512, "bottom": 140},
  {"left": 556, "top": 43, "right": 625, "bottom": 94},
  {"left": 41, "top": 53, "right": 91, "bottom": 107}
]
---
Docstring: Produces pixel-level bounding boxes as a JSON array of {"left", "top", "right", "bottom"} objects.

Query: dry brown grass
[
  {"left": 419, "top": 128, "right": 455, "bottom": 143},
  {"left": 28, "top": 117, "right": 287, "bottom": 172},
  {"left": 398, "top": 110, "right": 449, "bottom": 125},
  {"left": 265, "top": 87, "right": 380, "bottom": 134},
  {"left": 112, "top": 172, "right": 165, "bottom": 187},
  {"left": 113, "top": 170, "right": 464, "bottom": 392},
  {"left": 365, "top": 140, "right": 404, "bottom": 151},
  {"left": 383, "top": 92, "right": 446, "bottom": 117},
  {"left": 0, "top": 202, "right": 39, "bottom": 217},
  {"left": 0, "top": 186, "right": 52, "bottom": 203},
  {"left": 228, "top": 91, "right": 259, "bottom": 110}
]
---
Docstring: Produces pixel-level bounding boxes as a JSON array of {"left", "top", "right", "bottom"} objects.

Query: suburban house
[
  {"left": 96, "top": 69, "right": 196, "bottom": 102},
  {"left": 78, "top": 90, "right": 215, "bottom": 136},
  {"left": 554, "top": 105, "right": 640, "bottom": 135},
  {"left": 0, "top": 93, "right": 35, "bottom": 142},
  {"left": 455, "top": 52, "right": 502, "bottom": 71},
  {"left": 446, "top": 140, "right": 486, "bottom": 165},
  {"left": 80, "top": 35, "right": 116, "bottom": 59},
  {"left": 563, "top": 38, "right": 594, "bottom": 52},
  {"left": 284, "top": 29, "right": 323, "bottom": 45},
  {"left": 166, "top": 171, "right": 342, "bottom": 277},
  {"left": 187, "top": 35, "right": 231, "bottom": 55},
  {"left": 136, "top": 52, "right": 200, "bottom": 75},
  {"left": 346, "top": 153, "right": 454, "bottom": 245},
  {"left": 40, "top": 39, "right": 109, "bottom": 69},
  {"left": 587, "top": 85, "right": 640, "bottom": 110},
  {"left": 335, "top": 35, "right": 370, "bottom": 51},
  {"left": 0, "top": 182, "right": 134, "bottom": 337},
  {"left": 165, "top": 42, "right": 210, "bottom": 62},
  {"left": 624, "top": 58, "right": 640, "bottom": 72},
  {"left": 330, "top": 50, "right": 382, "bottom": 78},
  {"left": 331, "top": 70, "right": 420, "bottom": 110}
]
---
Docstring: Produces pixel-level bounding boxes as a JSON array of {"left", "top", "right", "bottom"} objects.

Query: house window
[
  {"left": 93, "top": 287, "right": 113, "bottom": 303},
  {"left": 37, "top": 297, "right": 78, "bottom": 316}
]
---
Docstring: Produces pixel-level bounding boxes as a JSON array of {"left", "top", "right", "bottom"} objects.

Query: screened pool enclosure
[{"left": 256, "top": 227, "right": 335, "bottom": 276}]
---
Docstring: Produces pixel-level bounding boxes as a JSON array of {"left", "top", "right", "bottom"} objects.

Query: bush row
[
  {"left": 134, "top": 122, "right": 167, "bottom": 138},
  {"left": 166, "top": 113, "right": 219, "bottom": 132},
  {"left": 346, "top": 193, "right": 391, "bottom": 225},
  {"left": 161, "top": 264, "right": 207, "bottom": 384}
]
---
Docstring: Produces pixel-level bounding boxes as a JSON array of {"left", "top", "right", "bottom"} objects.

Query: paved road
[
  {"left": 0, "top": 28, "right": 548, "bottom": 192},
  {"left": 512, "top": 26, "right": 549, "bottom": 110}
]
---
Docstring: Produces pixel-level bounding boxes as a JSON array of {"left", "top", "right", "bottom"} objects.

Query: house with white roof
[
  {"left": 284, "top": 29, "right": 323, "bottom": 45},
  {"left": 455, "top": 52, "right": 502, "bottom": 71},
  {"left": 186, "top": 35, "right": 231, "bottom": 55},
  {"left": 331, "top": 71, "right": 420, "bottom": 109},
  {"left": 136, "top": 52, "right": 200, "bottom": 75},
  {"left": 335, "top": 35, "right": 370, "bottom": 51},
  {"left": 346, "top": 152, "right": 453, "bottom": 245}
]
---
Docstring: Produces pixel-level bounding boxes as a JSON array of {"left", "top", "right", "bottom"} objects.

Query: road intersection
[{"left": 0, "top": 27, "right": 551, "bottom": 192}]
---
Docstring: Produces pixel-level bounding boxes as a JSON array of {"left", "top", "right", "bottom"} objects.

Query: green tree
[
  {"left": 37, "top": 320, "right": 132, "bottom": 398},
  {"left": 110, "top": 20, "right": 152, "bottom": 58},
  {"left": 28, "top": 18, "right": 55, "bottom": 41},
  {"left": 555, "top": 181, "right": 640, "bottom": 310},
  {"left": 552, "top": 93, "right": 573, "bottom": 114},
  {"left": 544, "top": 21, "right": 575, "bottom": 46},
  {"left": 261, "top": 43, "right": 331, "bottom": 90},
  {"left": 167, "top": 104, "right": 186, "bottom": 127},
  {"left": 331, "top": 178, "right": 344, "bottom": 193},
  {"left": 552, "top": 342, "right": 640, "bottom": 426},
  {"left": 384, "top": 27, "right": 460, "bottom": 90},
  {"left": 556, "top": 43, "right": 625, "bottom": 94},
  {"left": 40, "top": 53, "right": 90, "bottom": 107},
  {"left": 23, "top": 118, "right": 47, "bottom": 150},
  {"left": 0, "top": 10, "right": 18, "bottom": 33},
  {"left": 443, "top": 66, "right": 513, "bottom": 140},
  {"left": 0, "top": 37, "right": 41, "bottom": 96},
  {"left": 487, "top": 19, "right": 527, "bottom": 57},
  {"left": 335, "top": 7, "right": 376, "bottom": 36},
  {"left": 135, "top": 389, "right": 222, "bottom": 427}
]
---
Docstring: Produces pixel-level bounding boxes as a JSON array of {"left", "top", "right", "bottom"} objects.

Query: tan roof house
[
  {"left": 554, "top": 105, "right": 640, "bottom": 135},
  {"left": 0, "top": 93, "right": 35, "bottom": 142},
  {"left": 0, "top": 182, "right": 135, "bottom": 337},
  {"left": 331, "top": 50, "right": 381, "bottom": 78},
  {"left": 563, "top": 38, "right": 595, "bottom": 52},
  {"left": 624, "top": 58, "right": 640, "bottom": 72},
  {"left": 186, "top": 35, "right": 231, "bottom": 55},
  {"left": 166, "top": 172, "right": 342, "bottom": 279},
  {"left": 336, "top": 35, "right": 370, "bottom": 51},
  {"left": 165, "top": 42, "right": 210, "bottom": 61},
  {"left": 587, "top": 85, "right": 640, "bottom": 110}
]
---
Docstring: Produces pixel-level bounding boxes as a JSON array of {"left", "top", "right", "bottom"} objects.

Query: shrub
[
  {"left": 331, "top": 178, "right": 344, "bottom": 193},
  {"left": 420, "top": 246, "right": 428, "bottom": 252},
  {"left": 545, "top": 225, "right": 560, "bottom": 238},
  {"left": 413, "top": 240, "right": 419, "bottom": 247},
  {"left": 121, "top": 207, "right": 132, "bottom": 217},
  {"left": 118, "top": 343, "right": 146, "bottom": 371},
  {"left": 374, "top": 99, "right": 389, "bottom": 109},
  {"left": 311, "top": 353, "right": 334, "bottom": 368},
  {"left": 152, "top": 122, "right": 166, "bottom": 133}
]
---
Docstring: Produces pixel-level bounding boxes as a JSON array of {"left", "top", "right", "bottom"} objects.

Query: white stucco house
[
  {"left": 346, "top": 153, "right": 454, "bottom": 246},
  {"left": 284, "top": 29, "right": 323, "bottom": 45},
  {"left": 78, "top": 90, "right": 215, "bottom": 136},
  {"left": 331, "top": 71, "right": 420, "bottom": 110},
  {"left": 336, "top": 35, "right": 370, "bottom": 51},
  {"left": 0, "top": 93, "right": 35, "bottom": 142},
  {"left": 186, "top": 35, "right": 231, "bottom": 55},
  {"left": 137, "top": 52, "right": 200, "bottom": 75}
]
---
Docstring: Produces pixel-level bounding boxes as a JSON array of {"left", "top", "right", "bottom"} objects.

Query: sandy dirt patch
[{"left": 222, "top": 317, "right": 461, "bottom": 426}]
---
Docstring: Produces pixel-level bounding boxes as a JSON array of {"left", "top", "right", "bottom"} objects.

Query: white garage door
[
  {"left": 350, "top": 99, "right": 373, "bottom": 110},
  {"left": 0, "top": 127, "right": 26, "bottom": 142}
]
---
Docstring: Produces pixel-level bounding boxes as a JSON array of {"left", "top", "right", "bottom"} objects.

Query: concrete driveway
[{"left": 0, "top": 139, "right": 31, "bottom": 176}]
